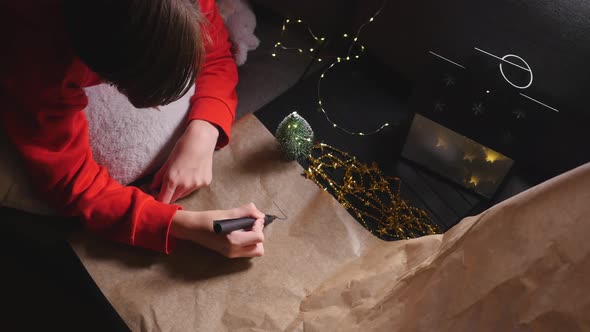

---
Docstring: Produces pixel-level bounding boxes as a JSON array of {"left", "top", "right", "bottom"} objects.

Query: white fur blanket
[{"left": 85, "top": 84, "right": 193, "bottom": 185}]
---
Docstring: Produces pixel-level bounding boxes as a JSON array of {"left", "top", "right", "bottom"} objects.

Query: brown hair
[{"left": 64, "top": 0, "right": 206, "bottom": 108}]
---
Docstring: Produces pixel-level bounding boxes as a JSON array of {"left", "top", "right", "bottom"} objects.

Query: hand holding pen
[
  {"left": 213, "top": 201, "right": 288, "bottom": 234},
  {"left": 169, "top": 202, "right": 287, "bottom": 258}
]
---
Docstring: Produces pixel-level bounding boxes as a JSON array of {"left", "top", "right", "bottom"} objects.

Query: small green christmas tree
[{"left": 275, "top": 112, "right": 314, "bottom": 160}]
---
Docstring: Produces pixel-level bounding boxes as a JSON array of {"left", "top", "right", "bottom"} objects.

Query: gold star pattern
[
  {"left": 436, "top": 136, "right": 448, "bottom": 149},
  {"left": 463, "top": 152, "right": 477, "bottom": 162},
  {"left": 484, "top": 148, "right": 506, "bottom": 163}
]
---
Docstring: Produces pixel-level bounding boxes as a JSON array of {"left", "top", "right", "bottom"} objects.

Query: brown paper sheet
[
  {"left": 298, "top": 163, "right": 590, "bottom": 332},
  {"left": 70, "top": 115, "right": 590, "bottom": 331}
]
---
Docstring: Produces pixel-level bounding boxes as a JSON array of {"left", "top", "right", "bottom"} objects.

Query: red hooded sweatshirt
[{"left": 0, "top": 0, "right": 238, "bottom": 253}]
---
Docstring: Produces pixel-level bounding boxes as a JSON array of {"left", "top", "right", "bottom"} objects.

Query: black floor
[{"left": 1, "top": 208, "right": 129, "bottom": 331}]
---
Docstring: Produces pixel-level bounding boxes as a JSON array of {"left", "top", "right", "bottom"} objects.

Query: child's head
[{"left": 64, "top": 0, "right": 205, "bottom": 108}]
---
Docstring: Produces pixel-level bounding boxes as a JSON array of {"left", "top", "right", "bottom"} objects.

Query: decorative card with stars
[
  {"left": 401, "top": 113, "right": 514, "bottom": 198},
  {"left": 401, "top": 52, "right": 529, "bottom": 198},
  {"left": 407, "top": 49, "right": 559, "bottom": 177}
]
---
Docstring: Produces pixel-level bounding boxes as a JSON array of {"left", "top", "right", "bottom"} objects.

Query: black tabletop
[{"left": 255, "top": 52, "right": 491, "bottom": 233}]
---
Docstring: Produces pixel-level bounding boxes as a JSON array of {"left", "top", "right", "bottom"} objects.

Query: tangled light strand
[
  {"left": 304, "top": 143, "right": 440, "bottom": 240},
  {"left": 272, "top": 0, "right": 392, "bottom": 136},
  {"left": 271, "top": 19, "right": 325, "bottom": 59}
]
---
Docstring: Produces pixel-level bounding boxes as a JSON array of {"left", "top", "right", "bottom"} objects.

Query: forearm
[
  {"left": 171, "top": 210, "right": 207, "bottom": 240},
  {"left": 186, "top": 119, "right": 220, "bottom": 142}
]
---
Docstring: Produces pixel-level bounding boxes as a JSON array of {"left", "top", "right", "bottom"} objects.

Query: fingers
[
  {"left": 228, "top": 219, "right": 265, "bottom": 246},
  {"left": 226, "top": 243, "right": 264, "bottom": 258},
  {"left": 188, "top": 209, "right": 267, "bottom": 259},
  {"left": 153, "top": 167, "right": 211, "bottom": 203},
  {"left": 170, "top": 183, "right": 195, "bottom": 203},
  {"left": 251, "top": 217, "right": 264, "bottom": 233},
  {"left": 238, "top": 202, "right": 265, "bottom": 220},
  {"left": 158, "top": 177, "right": 175, "bottom": 204},
  {"left": 150, "top": 167, "right": 165, "bottom": 193},
  {"left": 240, "top": 243, "right": 264, "bottom": 257},
  {"left": 169, "top": 188, "right": 185, "bottom": 204},
  {"left": 158, "top": 177, "right": 207, "bottom": 203},
  {"left": 226, "top": 219, "right": 265, "bottom": 258}
]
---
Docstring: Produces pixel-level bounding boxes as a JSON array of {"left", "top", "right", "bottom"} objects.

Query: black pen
[
  {"left": 213, "top": 215, "right": 279, "bottom": 234},
  {"left": 213, "top": 202, "right": 287, "bottom": 234}
]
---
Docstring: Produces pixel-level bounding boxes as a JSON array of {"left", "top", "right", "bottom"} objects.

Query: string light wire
[{"left": 272, "top": 0, "right": 392, "bottom": 136}]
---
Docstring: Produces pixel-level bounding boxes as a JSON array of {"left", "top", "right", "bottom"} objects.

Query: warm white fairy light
[{"left": 272, "top": 0, "right": 390, "bottom": 136}]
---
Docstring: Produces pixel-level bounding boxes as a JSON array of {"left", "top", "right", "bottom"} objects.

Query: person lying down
[{"left": 0, "top": 0, "right": 265, "bottom": 258}]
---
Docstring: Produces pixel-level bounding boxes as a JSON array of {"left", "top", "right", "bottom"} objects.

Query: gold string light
[
  {"left": 304, "top": 143, "right": 440, "bottom": 240},
  {"left": 272, "top": 1, "right": 392, "bottom": 136},
  {"left": 271, "top": 19, "right": 326, "bottom": 59}
]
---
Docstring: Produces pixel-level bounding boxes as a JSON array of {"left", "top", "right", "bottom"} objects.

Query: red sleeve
[
  {"left": 188, "top": 0, "right": 239, "bottom": 149},
  {"left": 0, "top": 58, "right": 182, "bottom": 254}
]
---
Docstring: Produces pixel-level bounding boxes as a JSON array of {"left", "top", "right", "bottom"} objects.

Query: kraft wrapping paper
[{"left": 70, "top": 114, "right": 590, "bottom": 331}]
